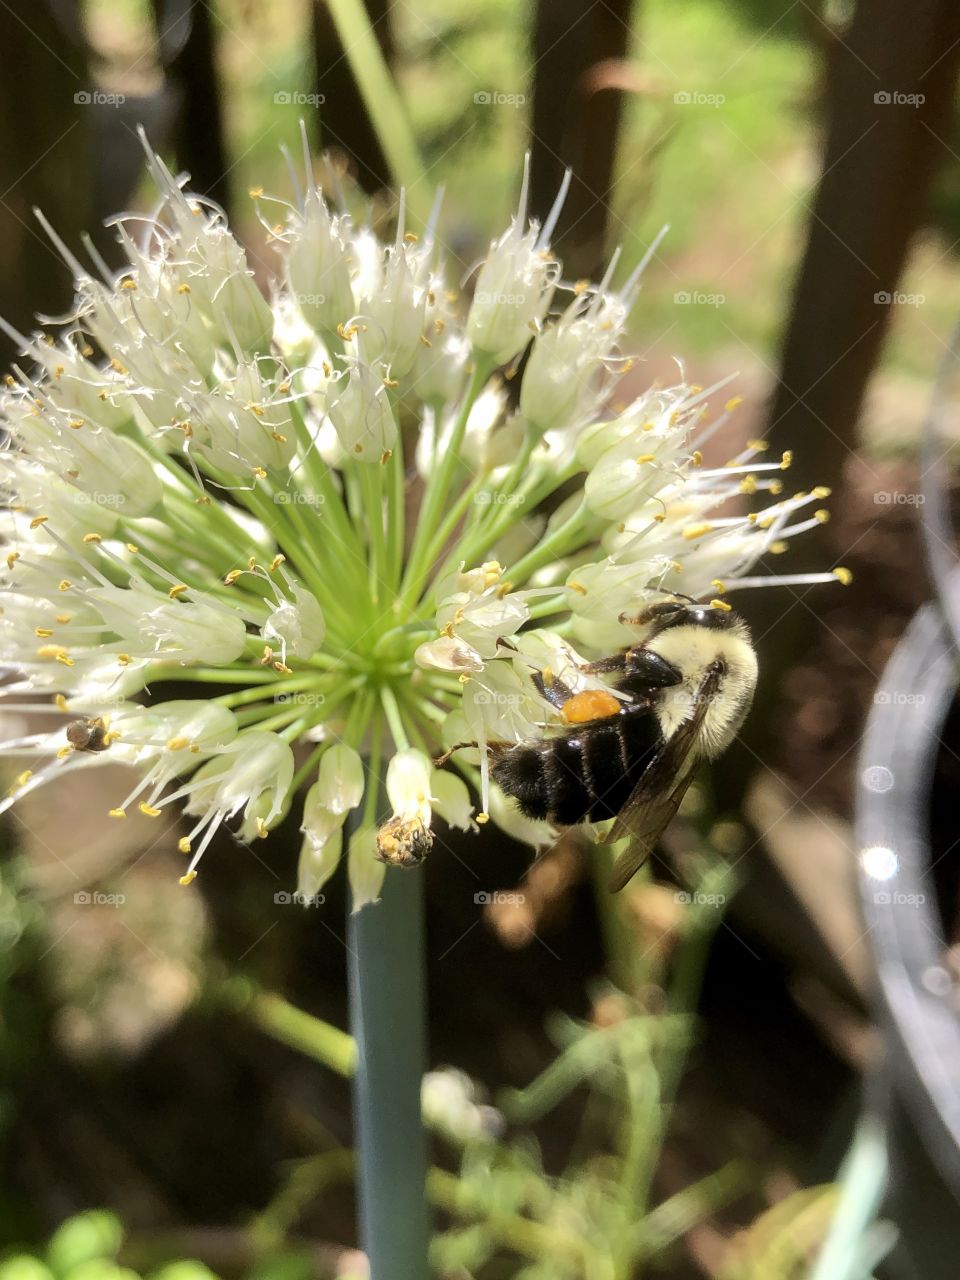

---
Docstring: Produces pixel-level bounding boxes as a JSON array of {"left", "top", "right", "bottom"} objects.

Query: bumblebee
[{"left": 451, "top": 597, "right": 758, "bottom": 891}]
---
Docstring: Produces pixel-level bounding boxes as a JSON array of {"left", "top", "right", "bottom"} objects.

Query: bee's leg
[
  {"left": 530, "top": 668, "right": 576, "bottom": 711},
  {"left": 580, "top": 653, "right": 630, "bottom": 676},
  {"left": 618, "top": 604, "right": 671, "bottom": 627},
  {"left": 433, "top": 740, "right": 479, "bottom": 768}
]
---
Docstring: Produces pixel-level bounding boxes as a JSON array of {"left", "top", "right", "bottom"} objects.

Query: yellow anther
[
  {"left": 252, "top": 466, "right": 267, "bottom": 480},
  {"left": 82, "top": 533, "right": 102, "bottom": 544},
  {"left": 726, "top": 396, "right": 744, "bottom": 413},
  {"left": 249, "top": 185, "right": 264, "bottom": 198},
  {"left": 780, "top": 450, "right": 793, "bottom": 470},
  {"left": 34, "top": 627, "right": 53, "bottom": 638},
  {"left": 6, "top": 551, "right": 20, "bottom": 569},
  {"left": 769, "top": 481, "right": 783, "bottom": 496},
  {"left": 36, "top": 644, "right": 67, "bottom": 660},
  {"left": 168, "top": 584, "right": 189, "bottom": 599},
  {"left": 55, "top": 694, "right": 69, "bottom": 711},
  {"left": 58, "top": 579, "right": 72, "bottom": 591},
  {"left": 256, "top": 817, "right": 268, "bottom": 839},
  {"left": 380, "top": 450, "right": 392, "bottom": 465},
  {"left": 56, "top": 745, "right": 73, "bottom": 759},
  {"left": 682, "top": 522, "right": 713, "bottom": 541},
  {"left": 270, "top": 432, "right": 287, "bottom": 443},
  {"left": 120, "top": 278, "right": 137, "bottom": 291},
  {"left": 177, "top": 283, "right": 191, "bottom": 294},
  {"left": 815, "top": 509, "right": 830, "bottom": 524},
  {"left": 108, "top": 808, "right": 126, "bottom": 818},
  {"left": 812, "top": 485, "right": 832, "bottom": 499},
  {"left": 248, "top": 557, "right": 257, "bottom": 570},
  {"left": 476, "top": 812, "right": 489, "bottom": 824},
  {"left": 419, "top": 334, "right": 432, "bottom": 347},
  {"left": 635, "top": 453, "right": 656, "bottom": 465},
  {"left": 711, "top": 579, "right": 727, "bottom": 594},
  {"left": 15, "top": 770, "right": 32, "bottom": 788},
  {"left": 691, "top": 450, "right": 703, "bottom": 466},
  {"left": 178, "top": 837, "right": 192, "bottom": 854},
  {"left": 739, "top": 475, "right": 758, "bottom": 495},
  {"left": 179, "top": 870, "right": 197, "bottom": 886},
  {"left": 269, "top": 555, "right": 285, "bottom": 572},
  {"left": 833, "top": 566, "right": 853, "bottom": 586},
  {"left": 117, "top": 653, "right": 133, "bottom": 666},
  {"left": 126, "top": 544, "right": 139, "bottom": 554},
  {"left": 710, "top": 598, "right": 733, "bottom": 612},
  {"left": 747, "top": 438, "right": 767, "bottom": 451},
  {"left": 769, "top": 540, "right": 789, "bottom": 554},
  {"left": 166, "top": 737, "right": 189, "bottom": 751},
  {"left": 139, "top": 802, "right": 162, "bottom": 818},
  {"left": 68, "top": 418, "right": 84, "bottom": 430},
  {"left": 29, "top": 515, "right": 48, "bottom": 529},
  {"left": 567, "top": 579, "right": 588, "bottom": 595},
  {"left": 404, "top": 231, "right": 419, "bottom": 242},
  {"left": 273, "top": 661, "right": 293, "bottom": 675}
]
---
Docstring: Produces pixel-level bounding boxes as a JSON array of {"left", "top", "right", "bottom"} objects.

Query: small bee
[
  {"left": 65, "top": 716, "right": 111, "bottom": 753},
  {"left": 444, "top": 597, "right": 758, "bottom": 891}
]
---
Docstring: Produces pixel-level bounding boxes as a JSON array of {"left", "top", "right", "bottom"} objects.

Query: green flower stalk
[{"left": 0, "top": 138, "right": 845, "bottom": 905}]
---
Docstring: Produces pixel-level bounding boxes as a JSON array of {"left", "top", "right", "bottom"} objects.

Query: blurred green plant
[
  {"left": 233, "top": 849, "right": 761, "bottom": 1279},
  {"left": 0, "top": 1210, "right": 217, "bottom": 1280}
]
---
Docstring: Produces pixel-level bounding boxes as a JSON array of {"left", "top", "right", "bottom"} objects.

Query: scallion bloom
[{"left": 0, "top": 138, "right": 846, "bottom": 909}]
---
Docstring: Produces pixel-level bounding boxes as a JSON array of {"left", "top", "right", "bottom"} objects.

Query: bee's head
[{"left": 627, "top": 597, "right": 740, "bottom": 634}]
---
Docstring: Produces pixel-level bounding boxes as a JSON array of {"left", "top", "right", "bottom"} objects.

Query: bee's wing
[{"left": 606, "top": 663, "right": 722, "bottom": 893}]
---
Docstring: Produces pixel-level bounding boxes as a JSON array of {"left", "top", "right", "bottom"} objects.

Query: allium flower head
[{"left": 0, "top": 135, "right": 846, "bottom": 908}]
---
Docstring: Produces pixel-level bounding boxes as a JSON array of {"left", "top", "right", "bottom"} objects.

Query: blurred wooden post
[
  {"left": 0, "top": 0, "right": 92, "bottom": 362},
  {"left": 151, "top": 0, "right": 231, "bottom": 210},
  {"left": 733, "top": 0, "right": 960, "bottom": 779},
  {"left": 766, "top": 0, "right": 960, "bottom": 499},
  {"left": 529, "top": 0, "right": 635, "bottom": 277},
  {"left": 312, "top": 0, "right": 395, "bottom": 192}
]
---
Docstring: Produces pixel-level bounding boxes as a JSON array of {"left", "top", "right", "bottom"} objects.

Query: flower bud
[
  {"left": 285, "top": 189, "right": 355, "bottom": 337},
  {"left": 327, "top": 361, "right": 398, "bottom": 462}
]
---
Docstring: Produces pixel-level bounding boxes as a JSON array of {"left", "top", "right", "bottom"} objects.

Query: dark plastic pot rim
[{"left": 855, "top": 598, "right": 960, "bottom": 1194}]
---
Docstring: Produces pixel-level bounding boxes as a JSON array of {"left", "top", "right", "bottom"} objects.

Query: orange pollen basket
[{"left": 561, "top": 689, "right": 622, "bottom": 724}]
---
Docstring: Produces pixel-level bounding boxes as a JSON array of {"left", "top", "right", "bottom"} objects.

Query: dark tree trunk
[
  {"left": 311, "top": 0, "right": 395, "bottom": 193},
  {"left": 737, "top": 0, "right": 960, "bottom": 783},
  {"left": 528, "top": 0, "right": 635, "bottom": 277},
  {"left": 0, "top": 0, "right": 93, "bottom": 362},
  {"left": 766, "top": 0, "right": 960, "bottom": 499},
  {"left": 152, "top": 0, "right": 231, "bottom": 211}
]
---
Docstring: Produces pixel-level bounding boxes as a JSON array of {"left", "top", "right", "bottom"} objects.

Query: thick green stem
[{"left": 348, "top": 804, "right": 430, "bottom": 1279}]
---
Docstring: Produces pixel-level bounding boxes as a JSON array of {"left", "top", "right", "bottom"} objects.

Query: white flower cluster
[{"left": 0, "top": 137, "right": 844, "bottom": 908}]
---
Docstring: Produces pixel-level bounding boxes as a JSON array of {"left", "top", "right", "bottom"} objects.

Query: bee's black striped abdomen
[{"left": 492, "top": 705, "right": 663, "bottom": 827}]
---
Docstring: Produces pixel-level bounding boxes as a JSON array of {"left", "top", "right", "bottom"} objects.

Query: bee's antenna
[{"left": 645, "top": 585, "right": 699, "bottom": 605}]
